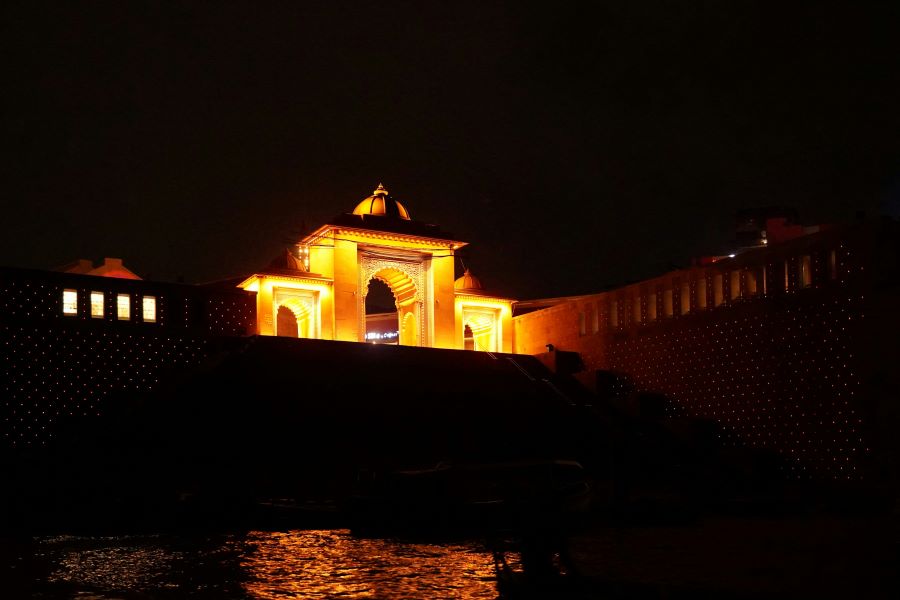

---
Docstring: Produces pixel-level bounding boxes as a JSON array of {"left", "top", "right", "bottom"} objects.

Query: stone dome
[
  {"left": 454, "top": 269, "right": 484, "bottom": 292},
  {"left": 352, "top": 184, "right": 411, "bottom": 220}
]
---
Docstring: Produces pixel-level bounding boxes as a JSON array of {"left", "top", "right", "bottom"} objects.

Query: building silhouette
[
  {"left": 514, "top": 217, "right": 900, "bottom": 481},
  {"left": 1, "top": 188, "right": 897, "bottom": 485}
]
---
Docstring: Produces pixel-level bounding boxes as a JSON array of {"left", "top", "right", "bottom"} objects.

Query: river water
[{"left": 5, "top": 530, "right": 504, "bottom": 599}]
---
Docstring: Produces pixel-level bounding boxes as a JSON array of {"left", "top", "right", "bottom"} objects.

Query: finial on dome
[
  {"left": 352, "top": 183, "right": 410, "bottom": 219},
  {"left": 455, "top": 269, "right": 484, "bottom": 292}
]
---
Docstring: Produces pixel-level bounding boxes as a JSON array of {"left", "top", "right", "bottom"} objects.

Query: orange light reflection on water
[
  {"left": 36, "top": 529, "right": 501, "bottom": 599},
  {"left": 238, "top": 529, "right": 499, "bottom": 600}
]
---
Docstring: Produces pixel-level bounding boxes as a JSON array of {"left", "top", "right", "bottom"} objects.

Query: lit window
[
  {"left": 578, "top": 311, "right": 586, "bottom": 336},
  {"left": 746, "top": 269, "right": 758, "bottom": 295},
  {"left": 783, "top": 260, "right": 790, "bottom": 291},
  {"left": 729, "top": 271, "right": 741, "bottom": 300},
  {"left": 591, "top": 302, "right": 600, "bottom": 334},
  {"left": 744, "top": 266, "right": 765, "bottom": 296},
  {"left": 680, "top": 282, "right": 690, "bottom": 314},
  {"left": 632, "top": 295, "right": 641, "bottom": 325},
  {"left": 828, "top": 249, "right": 838, "bottom": 280},
  {"left": 609, "top": 299, "right": 618, "bottom": 328},
  {"left": 143, "top": 296, "right": 157, "bottom": 322},
  {"left": 714, "top": 274, "right": 724, "bottom": 306},
  {"left": 663, "top": 289, "right": 673, "bottom": 317},
  {"left": 647, "top": 292, "right": 657, "bottom": 321},
  {"left": 117, "top": 294, "right": 130, "bottom": 320},
  {"left": 62, "top": 289, "right": 78, "bottom": 315},
  {"left": 696, "top": 278, "right": 707, "bottom": 309},
  {"left": 90, "top": 291, "right": 104, "bottom": 318},
  {"left": 799, "top": 255, "right": 812, "bottom": 288}
]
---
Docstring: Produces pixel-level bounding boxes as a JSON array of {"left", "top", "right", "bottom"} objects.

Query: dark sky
[{"left": 3, "top": 1, "right": 899, "bottom": 299}]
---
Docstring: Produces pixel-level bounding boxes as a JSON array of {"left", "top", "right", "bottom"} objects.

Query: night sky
[{"left": 3, "top": 1, "right": 899, "bottom": 299}]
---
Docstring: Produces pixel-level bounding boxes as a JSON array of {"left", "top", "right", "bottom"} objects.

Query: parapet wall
[
  {"left": 0, "top": 267, "right": 257, "bottom": 448},
  {"left": 513, "top": 221, "right": 899, "bottom": 481}
]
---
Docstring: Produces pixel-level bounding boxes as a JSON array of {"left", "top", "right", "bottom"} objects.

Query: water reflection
[
  {"left": 33, "top": 530, "right": 499, "bottom": 599},
  {"left": 240, "top": 531, "right": 497, "bottom": 599},
  {"left": 43, "top": 534, "right": 183, "bottom": 591}
]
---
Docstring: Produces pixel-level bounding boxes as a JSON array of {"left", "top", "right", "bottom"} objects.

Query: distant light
[
  {"left": 365, "top": 331, "right": 399, "bottom": 340},
  {"left": 729, "top": 254, "right": 736, "bottom": 258}
]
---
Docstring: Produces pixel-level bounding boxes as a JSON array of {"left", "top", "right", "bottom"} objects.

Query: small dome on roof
[
  {"left": 267, "top": 248, "right": 308, "bottom": 272},
  {"left": 454, "top": 269, "right": 484, "bottom": 292},
  {"left": 352, "top": 183, "right": 411, "bottom": 220}
]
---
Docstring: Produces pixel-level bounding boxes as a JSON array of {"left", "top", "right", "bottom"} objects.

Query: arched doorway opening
[
  {"left": 401, "top": 312, "right": 418, "bottom": 347},
  {"left": 276, "top": 305, "right": 299, "bottom": 338},
  {"left": 275, "top": 296, "right": 315, "bottom": 338},
  {"left": 362, "top": 266, "right": 421, "bottom": 346},
  {"left": 365, "top": 278, "right": 398, "bottom": 344},
  {"left": 462, "top": 309, "right": 499, "bottom": 352}
]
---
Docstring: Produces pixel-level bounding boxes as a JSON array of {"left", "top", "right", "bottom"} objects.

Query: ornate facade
[{"left": 237, "top": 185, "right": 513, "bottom": 352}]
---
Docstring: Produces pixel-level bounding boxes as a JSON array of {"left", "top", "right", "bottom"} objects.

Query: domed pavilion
[{"left": 237, "top": 184, "right": 514, "bottom": 351}]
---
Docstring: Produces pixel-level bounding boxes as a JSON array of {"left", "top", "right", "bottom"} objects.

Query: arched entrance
[
  {"left": 276, "top": 305, "right": 299, "bottom": 337},
  {"left": 359, "top": 254, "right": 429, "bottom": 347},
  {"left": 362, "top": 266, "right": 420, "bottom": 346},
  {"left": 364, "top": 278, "right": 399, "bottom": 344},
  {"left": 274, "top": 294, "right": 316, "bottom": 338},
  {"left": 401, "top": 312, "right": 418, "bottom": 346},
  {"left": 462, "top": 309, "right": 500, "bottom": 352}
]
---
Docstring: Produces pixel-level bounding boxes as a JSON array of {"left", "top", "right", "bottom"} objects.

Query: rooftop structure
[
  {"left": 55, "top": 257, "right": 142, "bottom": 280},
  {"left": 237, "top": 184, "right": 514, "bottom": 352}
]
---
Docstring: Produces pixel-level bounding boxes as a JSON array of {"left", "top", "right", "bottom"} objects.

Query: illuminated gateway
[
  {"left": 236, "top": 184, "right": 513, "bottom": 352},
  {"left": 2, "top": 185, "right": 897, "bottom": 483}
]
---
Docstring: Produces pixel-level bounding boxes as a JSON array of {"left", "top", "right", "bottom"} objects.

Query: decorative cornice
[
  {"left": 303, "top": 224, "right": 464, "bottom": 249},
  {"left": 455, "top": 292, "right": 515, "bottom": 303},
  {"left": 239, "top": 272, "right": 334, "bottom": 288}
]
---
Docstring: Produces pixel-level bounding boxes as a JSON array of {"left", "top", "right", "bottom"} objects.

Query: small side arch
[
  {"left": 401, "top": 311, "right": 418, "bottom": 346},
  {"left": 462, "top": 309, "right": 499, "bottom": 352},
  {"left": 276, "top": 305, "right": 299, "bottom": 337},
  {"left": 275, "top": 297, "right": 314, "bottom": 338}
]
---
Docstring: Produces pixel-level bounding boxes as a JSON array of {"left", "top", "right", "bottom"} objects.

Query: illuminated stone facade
[
  {"left": 513, "top": 220, "right": 900, "bottom": 481},
  {"left": 2, "top": 187, "right": 896, "bottom": 488},
  {"left": 237, "top": 185, "right": 513, "bottom": 352}
]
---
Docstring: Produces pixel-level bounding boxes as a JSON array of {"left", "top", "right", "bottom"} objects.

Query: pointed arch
[
  {"left": 358, "top": 251, "right": 430, "bottom": 347},
  {"left": 401, "top": 311, "right": 418, "bottom": 347},
  {"left": 462, "top": 308, "right": 500, "bottom": 352},
  {"left": 364, "top": 267, "right": 418, "bottom": 308},
  {"left": 275, "top": 295, "right": 315, "bottom": 338},
  {"left": 361, "top": 265, "right": 423, "bottom": 346},
  {"left": 276, "top": 305, "right": 299, "bottom": 337}
]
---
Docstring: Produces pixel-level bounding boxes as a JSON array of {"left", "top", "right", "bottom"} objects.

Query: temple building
[{"left": 236, "top": 184, "right": 513, "bottom": 352}]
